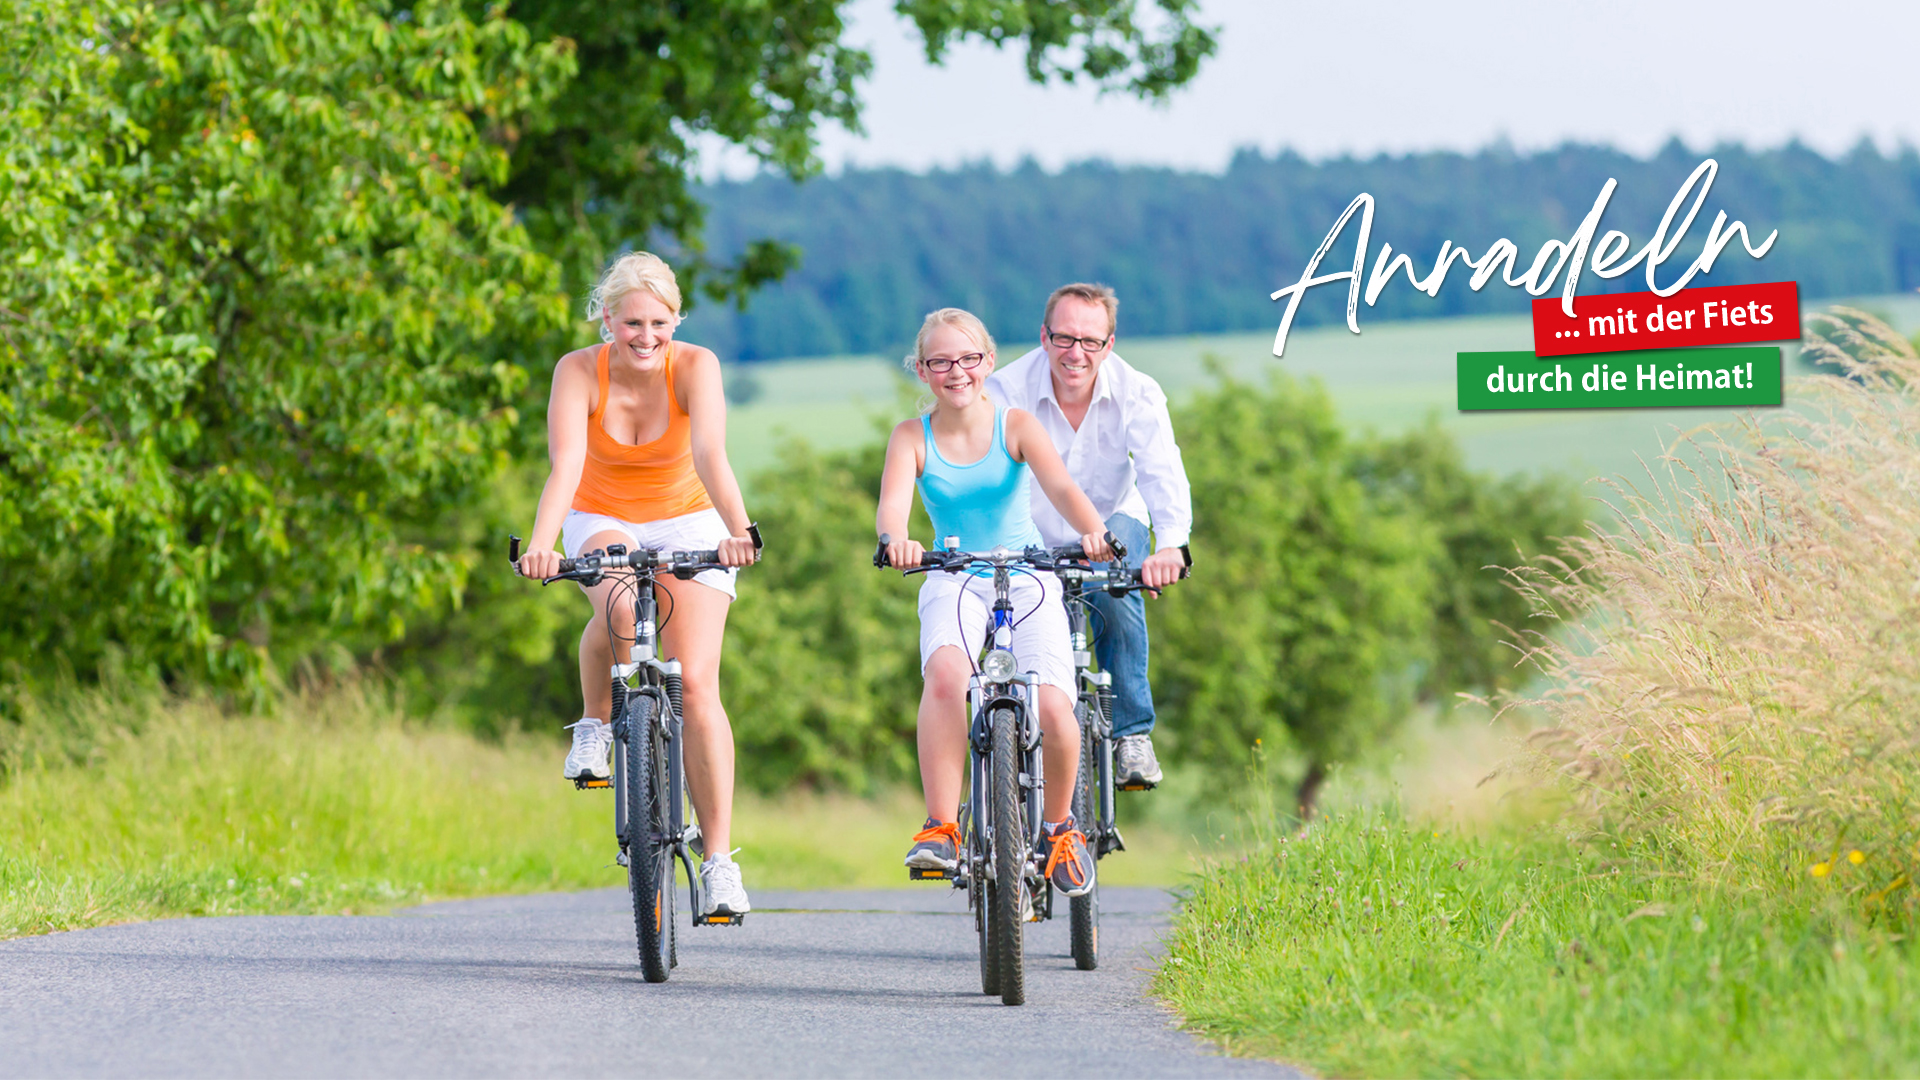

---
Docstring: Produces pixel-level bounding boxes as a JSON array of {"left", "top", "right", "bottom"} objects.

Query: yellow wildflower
[
  {"left": 1811, "top": 862, "right": 1832, "bottom": 877},
  {"left": 1848, "top": 850, "right": 1866, "bottom": 865}
]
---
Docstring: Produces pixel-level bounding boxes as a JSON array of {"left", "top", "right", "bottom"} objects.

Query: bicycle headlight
[{"left": 981, "top": 648, "right": 1018, "bottom": 683}]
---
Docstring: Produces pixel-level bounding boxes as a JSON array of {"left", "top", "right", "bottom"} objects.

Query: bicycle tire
[
  {"left": 962, "top": 801, "right": 998, "bottom": 996},
  {"left": 626, "top": 692, "right": 672, "bottom": 983},
  {"left": 1069, "top": 699, "right": 1100, "bottom": 971},
  {"left": 989, "top": 705, "right": 1026, "bottom": 1006}
]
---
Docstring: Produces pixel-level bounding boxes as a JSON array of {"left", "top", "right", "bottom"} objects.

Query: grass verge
[
  {"left": 1157, "top": 809, "right": 1920, "bottom": 1078},
  {"left": 1, "top": 684, "right": 1199, "bottom": 938}
]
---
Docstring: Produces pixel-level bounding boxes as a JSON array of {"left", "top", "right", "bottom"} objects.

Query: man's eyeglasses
[
  {"left": 922, "top": 352, "right": 986, "bottom": 373},
  {"left": 1045, "top": 326, "right": 1111, "bottom": 353}
]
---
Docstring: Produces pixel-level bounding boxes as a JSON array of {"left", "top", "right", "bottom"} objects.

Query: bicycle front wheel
[
  {"left": 625, "top": 692, "right": 673, "bottom": 983},
  {"left": 989, "top": 705, "right": 1027, "bottom": 1006},
  {"left": 1069, "top": 699, "right": 1100, "bottom": 971}
]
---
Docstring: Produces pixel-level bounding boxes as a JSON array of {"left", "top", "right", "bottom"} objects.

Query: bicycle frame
[
  {"left": 606, "top": 570, "right": 708, "bottom": 923},
  {"left": 1055, "top": 566, "right": 1124, "bottom": 858},
  {"left": 956, "top": 560, "right": 1051, "bottom": 921}
]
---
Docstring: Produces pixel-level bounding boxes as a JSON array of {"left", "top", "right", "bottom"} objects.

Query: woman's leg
[
  {"left": 656, "top": 575, "right": 736, "bottom": 856},
  {"left": 574, "top": 529, "right": 639, "bottom": 721},
  {"left": 1036, "top": 684, "right": 1081, "bottom": 824},
  {"left": 918, "top": 645, "right": 973, "bottom": 822}
]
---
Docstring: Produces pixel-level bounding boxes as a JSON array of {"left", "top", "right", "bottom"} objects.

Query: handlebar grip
[
  {"left": 918, "top": 551, "right": 946, "bottom": 568},
  {"left": 874, "top": 534, "right": 891, "bottom": 569},
  {"left": 1105, "top": 530, "right": 1127, "bottom": 562},
  {"left": 748, "top": 522, "right": 764, "bottom": 552},
  {"left": 509, "top": 535, "right": 522, "bottom": 567}
]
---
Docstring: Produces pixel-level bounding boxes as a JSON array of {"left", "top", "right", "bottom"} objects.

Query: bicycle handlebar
[
  {"left": 872, "top": 530, "right": 1127, "bottom": 573},
  {"left": 509, "top": 526, "right": 762, "bottom": 584}
]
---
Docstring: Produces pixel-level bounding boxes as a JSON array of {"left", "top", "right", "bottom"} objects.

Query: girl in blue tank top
[{"left": 876, "top": 307, "right": 1114, "bottom": 900}]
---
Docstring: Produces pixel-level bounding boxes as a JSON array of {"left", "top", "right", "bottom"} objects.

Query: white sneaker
[
  {"left": 562, "top": 718, "right": 612, "bottom": 780},
  {"left": 1115, "top": 733, "right": 1163, "bottom": 788},
  {"left": 699, "top": 854, "right": 751, "bottom": 920}
]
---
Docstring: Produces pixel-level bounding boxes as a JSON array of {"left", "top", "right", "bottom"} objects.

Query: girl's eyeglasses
[{"left": 922, "top": 352, "right": 986, "bottom": 374}]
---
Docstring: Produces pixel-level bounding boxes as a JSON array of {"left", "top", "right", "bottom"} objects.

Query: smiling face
[
  {"left": 918, "top": 322, "right": 996, "bottom": 412},
  {"left": 604, "top": 289, "right": 679, "bottom": 368},
  {"left": 1041, "top": 295, "right": 1115, "bottom": 399}
]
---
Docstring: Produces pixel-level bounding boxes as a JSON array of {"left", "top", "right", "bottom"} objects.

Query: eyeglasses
[
  {"left": 922, "top": 352, "right": 986, "bottom": 374},
  {"left": 1045, "top": 326, "right": 1111, "bottom": 353}
]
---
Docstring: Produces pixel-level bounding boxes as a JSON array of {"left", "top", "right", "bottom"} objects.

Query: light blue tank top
[{"left": 916, "top": 406, "right": 1044, "bottom": 552}]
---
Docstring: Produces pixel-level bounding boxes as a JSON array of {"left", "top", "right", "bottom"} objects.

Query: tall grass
[
  {"left": 1515, "top": 308, "right": 1920, "bottom": 906},
  {"left": 0, "top": 680, "right": 613, "bottom": 937},
  {"left": 0, "top": 677, "right": 1207, "bottom": 938}
]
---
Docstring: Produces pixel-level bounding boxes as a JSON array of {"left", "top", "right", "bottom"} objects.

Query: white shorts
[
  {"left": 562, "top": 507, "right": 737, "bottom": 599},
  {"left": 917, "top": 569, "right": 1073, "bottom": 696}
]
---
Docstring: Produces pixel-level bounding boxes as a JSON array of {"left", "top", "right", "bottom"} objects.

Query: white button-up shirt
[{"left": 986, "top": 347, "right": 1193, "bottom": 551}]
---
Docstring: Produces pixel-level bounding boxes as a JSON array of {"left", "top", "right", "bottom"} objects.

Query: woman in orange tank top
[{"left": 515, "top": 252, "right": 760, "bottom": 918}]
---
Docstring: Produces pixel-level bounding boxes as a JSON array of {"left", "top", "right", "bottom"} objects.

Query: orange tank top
[{"left": 571, "top": 343, "right": 714, "bottom": 523}]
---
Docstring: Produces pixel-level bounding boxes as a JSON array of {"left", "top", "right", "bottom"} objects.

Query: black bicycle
[
  {"left": 1051, "top": 555, "right": 1184, "bottom": 970},
  {"left": 510, "top": 530, "right": 758, "bottom": 983},
  {"left": 875, "top": 534, "right": 1120, "bottom": 1005}
]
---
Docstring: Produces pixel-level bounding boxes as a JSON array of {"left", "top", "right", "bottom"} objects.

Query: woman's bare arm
[
  {"left": 1005, "top": 409, "right": 1112, "bottom": 559},
  {"left": 877, "top": 419, "right": 926, "bottom": 569},
  {"left": 520, "top": 352, "right": 595, "bottom": 578},
  {"left": 679, "top": 345, "right": 759, "bottom": 567}
]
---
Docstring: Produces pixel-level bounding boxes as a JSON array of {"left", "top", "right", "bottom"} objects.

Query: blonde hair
[
  {"left": 587, "top": 251, "right": 683, "bottom": 342},
  {"left": 902, "top": 308, "right": 996, "bottom": 415},
  {"left": 1043, "top": 282, "right": 1118, "bottom": 336},
  {"left": 902, "top": 307, "right": 996, "bottom": 378}
]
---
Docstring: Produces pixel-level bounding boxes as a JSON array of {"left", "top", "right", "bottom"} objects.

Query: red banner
[{"left": 1531, "top": 281, "right": 1800, "bottom": 357}]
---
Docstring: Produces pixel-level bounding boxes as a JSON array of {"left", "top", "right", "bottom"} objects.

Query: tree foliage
[
  {"left": 1, "top": 0, "right": 570, "bottom": 685},
  {"left": 492, "top": 0, "right": 1217, "bottom": 312},
  {"left": 1148, "top": 372, "right": 1585, "bottom": 814}
]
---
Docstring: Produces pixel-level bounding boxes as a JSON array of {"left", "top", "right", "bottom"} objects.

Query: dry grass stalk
[{"left": 1512, "top": 307, "right": 1920, "bottom": 895}]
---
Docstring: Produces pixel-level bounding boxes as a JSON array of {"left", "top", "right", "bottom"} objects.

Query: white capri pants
[
  {"left": 917, "top": 568, "right": 1073, "bottom": 697},
  {"left": 562, "top": 507, "right": 737, "bottom": 599}
]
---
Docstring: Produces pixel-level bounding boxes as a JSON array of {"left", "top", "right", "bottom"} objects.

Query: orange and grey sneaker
[
  {"left": 905, "top": 818, "right": 960, "bottom": 873},
  {"left": 1044, "top": 819, "right": 1096, "bottom": 897}
]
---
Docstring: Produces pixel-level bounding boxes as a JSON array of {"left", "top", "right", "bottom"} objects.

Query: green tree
[
  {"left": 492, "top": 0, "right": 1219, "bottom": 311},
  {"left": 1, "top": 0, "right": 571, "bottom": 687},
  {"left": 1153, "top": 375, "right": 1588, "bottom": 817},
  {"left": 1351, "top": 421, "right": 1587, "bottom": 703},
  {"left": 1153, "top": 371, "right": 1437, "bottom": 817}
]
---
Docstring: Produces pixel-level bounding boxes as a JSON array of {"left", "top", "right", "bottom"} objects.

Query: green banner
[{"left": 1456, "top": 347, "right": 1782, "bottom": 411}]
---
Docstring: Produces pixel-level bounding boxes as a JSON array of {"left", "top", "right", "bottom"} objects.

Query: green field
[{"left": 725, "top": 296, "right": 1920, "bottom": 492}]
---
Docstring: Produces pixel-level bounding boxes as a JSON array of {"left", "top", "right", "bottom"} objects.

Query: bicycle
[
  {"left": 874, "top": 532, "right": 1121, "bottom": 1006},
  {"left": 509, "top": 528, "right": 759, "bottom": 984},
  {"left": 1051, "top": 552, "right": 1185, "bottom": 971}
]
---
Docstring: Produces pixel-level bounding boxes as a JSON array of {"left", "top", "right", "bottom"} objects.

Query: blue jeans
[{"left": 1087, "top": 513, "right": 1156, "bottom": 739}]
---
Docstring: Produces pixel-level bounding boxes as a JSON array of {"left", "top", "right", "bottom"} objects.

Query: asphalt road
[{"left": 0, "top": 885, "right": 1304, "bottom": 1079}]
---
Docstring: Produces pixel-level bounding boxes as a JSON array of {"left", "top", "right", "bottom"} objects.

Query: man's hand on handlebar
[
  {"left": 517, "top": 549, "right": 564, "bottom": 580},
  {"left": 1140, "top": 546, "right": 1185, "bottom": 590}
]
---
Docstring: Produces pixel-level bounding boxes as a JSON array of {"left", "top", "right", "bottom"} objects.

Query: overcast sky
[{"left": 703, "top": 0, "right": 1920, "bottom": 176}]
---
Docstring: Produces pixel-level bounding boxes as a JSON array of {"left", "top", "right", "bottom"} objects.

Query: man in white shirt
[{"left": 986, "top": 283, "right": 1192, "bottom": 789}]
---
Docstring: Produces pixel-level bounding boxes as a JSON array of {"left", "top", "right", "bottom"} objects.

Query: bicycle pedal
[
  {"left": 572, "top": 776, "right": 612, "bottom": 790},
  {"left": 1118, "top": 780, "right": 1155, "bottom": 791},
  {"left": 697, "top": 913, "right": 745, "bottom": 927},
  {"left": 909, "top": 867, "right": 952, "bottom": 881},
  {"left": 1095, "top": 827, "right": 1127, "bottom": 858}
]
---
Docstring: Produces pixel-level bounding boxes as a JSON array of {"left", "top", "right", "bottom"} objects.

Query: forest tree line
[{"left": 689, "top": 141, "right": 1920, "bottom": 361}]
